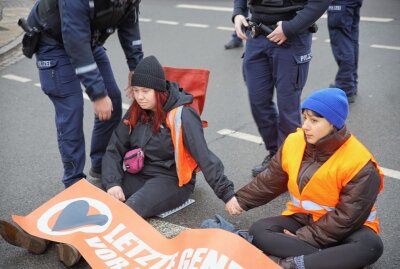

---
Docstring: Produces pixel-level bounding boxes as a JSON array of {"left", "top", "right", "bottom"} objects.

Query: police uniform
[
  {"left": 27, "top": 0, "right": 143, "bottom": 187},
  {"left": 233, "top": 0, "right": 330, "bottom": 174},
  {"left": 328, "top": 0, "right": 363, "bottom": 98}
]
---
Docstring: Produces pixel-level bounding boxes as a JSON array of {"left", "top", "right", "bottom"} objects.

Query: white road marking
[
  {"left": 34, "top": 83, "right": 41, "bottom": 87},
  {"left": 216, "top": 26, "right": 234, "bottom": 31},
  {"left": 139, "top": 18, "right": 152, "bottom": 22},
  {"left": 381, "top": 168, "right": 400, "bottom": 180},
  {"left": 177, "top": 5, "right": 394, "bottom": 23},
  {"left": 320, "top": 14, "right": 393, "bottom": 23},
  {"left": 2, "top": 74, "right": 32, "bottom": 83},
  {"left": 176, "top": 4, "right": 232, "bottom": 12},
  {"left": 370, "top": 44, "right": 400, "bottom": 51},
  {"left": 218, "top": 129, "right": 264, "bottom": 145},
  {"left": 184, "top": 23, "right": 209, "bottom": 28},
  {"left": 156, "top": 20, "right": 179, "bottom": 25},
  {"left": 218, "top": 128, "right": 400, "bottom": 180}
]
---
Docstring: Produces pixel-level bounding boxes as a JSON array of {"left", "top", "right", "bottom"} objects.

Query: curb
[{"left": 0, "top": 34, "right": 23, "bottom": 62}]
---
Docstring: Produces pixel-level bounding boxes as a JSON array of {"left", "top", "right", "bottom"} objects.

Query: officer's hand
[
  {"left": 267, "top": 21, "right": 287, "bottom": 45},
  {"left": 234, "top": 15, "right": 248, "bottom": 40},
  {"left": 107, "top": 186, "right": 126, "bottom": 202},
  {"left": 225, "top": 196, "right": 244, "bottom": 216},
  {"left": 94, "top": 96, "right": 113, "bottom": 121}
]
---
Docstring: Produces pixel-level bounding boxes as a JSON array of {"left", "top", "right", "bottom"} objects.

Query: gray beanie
[{"left": 131, "top": 56, "right": 167, "bottom": 92}]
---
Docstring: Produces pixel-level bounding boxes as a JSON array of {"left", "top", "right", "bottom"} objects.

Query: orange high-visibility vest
[
  {"left": 281, "top": 129, "right": 384, "bottom": 233},
  {"left": 166, "top": 106, "right": 198, "bottom": 187}
]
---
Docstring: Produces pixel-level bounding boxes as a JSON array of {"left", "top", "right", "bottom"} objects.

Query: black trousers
[
  {"left": 118, "top": 171, "right": 195, "bottom": 218},
  {"left": 249, "top": 216, "right": 383, "bottom": 269}
]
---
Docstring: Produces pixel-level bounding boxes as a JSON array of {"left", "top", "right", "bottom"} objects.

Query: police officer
[
  {"left": 26, "top": 0, "right": 143, "bottom": 188},
  {"left": 328, "top": 0, "right": 363, "bottom": 103},
  {"left": 232, "top": 0, "right": 330, "bottom": 176}
]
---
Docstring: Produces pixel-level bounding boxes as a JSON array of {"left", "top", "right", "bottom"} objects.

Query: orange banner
[{"left": 13, "top": 180, "right": 280, "bottom": 269}]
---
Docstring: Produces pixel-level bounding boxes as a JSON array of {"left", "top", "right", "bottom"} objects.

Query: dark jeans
[
  {"left": 250, "top": 216, "right": 383, "bottom": 269},
  {"left": 119, "top": 172, "right": 195, "bottom": 218}
]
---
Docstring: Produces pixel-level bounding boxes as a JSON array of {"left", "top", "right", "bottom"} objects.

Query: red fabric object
[{"left": 163, "top": 66, "right": 210, "bottom": 117}]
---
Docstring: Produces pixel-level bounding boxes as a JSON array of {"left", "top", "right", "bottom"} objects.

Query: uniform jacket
[
  {"left": 28, "top": 0, "right": 143, "bottom": 101},
  {"left": 102, "top": 82, "right": 235, "bottom": 203},
  {"left": 233, "top": 0, "right": 331, "bottom": 38},
  {"left": 235, "top": 126, "right": 382, "bottom": 248}
]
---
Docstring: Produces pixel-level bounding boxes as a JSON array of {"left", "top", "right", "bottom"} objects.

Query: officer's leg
[
  {"left": 274, "top": 33, "right": 311, "bottom": 147},
  {"left": 351, "top": 4, "right": 362, "bottom": 94},
  {"left": 90, "top": 47, "right": 122, "bottom": 175},
  {"left": 328, "top": 4, "right": 356, "bottom": 96},
  {"left": 36, "top": 48, "right": 86, "bottom": 187},
  {"left": 243, "top": 35, "right": 278, "bottom": 154}
]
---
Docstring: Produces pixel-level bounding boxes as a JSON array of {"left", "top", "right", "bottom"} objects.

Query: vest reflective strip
[
  {"left": 89, "top": 0, "right": 94, "bottom": 8},
  {"left": 132, "top": 40, "right": 142, "bottom": 46},
  {"left": 169, "top": 106, "right": 183, "bottom": 168},
  {"left": 290, "top": 195, "right": 378, "bottom": 221},
  {"left": 75, "top": 63, "right": 98, "bottom": 75}
]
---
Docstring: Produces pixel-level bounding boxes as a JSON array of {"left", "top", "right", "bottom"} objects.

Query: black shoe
[
  {"left": 347, "top": 93, "right": 356, "bottom": 103},
  {"left": 0, "top": 220, "right": 48, "bottom": 254},
  {"left": 252, "top": 154, "right": 274, "bottom": 177},
  {"left": 89, "top": 167, "right": 101, "bottom": 179},
  {"left": 224, "top": 39, "right": 243, "bottom": 50},
  {"left": 56, "top": 243, "right": 82, "bottom": 267}
]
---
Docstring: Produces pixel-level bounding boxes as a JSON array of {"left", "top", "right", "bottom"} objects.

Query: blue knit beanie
[{"left": 301, "top": 88, "right": 349, "bottom": 129}]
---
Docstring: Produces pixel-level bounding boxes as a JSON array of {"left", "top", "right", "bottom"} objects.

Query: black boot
[
  {"left": 224, "top": 39, "right": 243, "bottom": 49},
  {"left": 252, "top": 154, "right": 274, "bottom": 177},
  {"left": 0, "top": 220, "right": 48, "bottom": 254}
]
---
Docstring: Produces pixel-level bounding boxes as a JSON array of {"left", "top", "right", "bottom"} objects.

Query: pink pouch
[{"left": 123, "top": 148, "right": 144, "bottom": 174}]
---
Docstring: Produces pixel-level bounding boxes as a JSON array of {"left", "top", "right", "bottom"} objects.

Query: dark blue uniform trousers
[
  {"left": 328, "top": 0, "right": 362, "bottom": 95},
  {"left": 36, "top": 45, "right": 122, "bottom": 187},
  {"left": 243, "top": 32, "right": 312, "bottom": 152}
]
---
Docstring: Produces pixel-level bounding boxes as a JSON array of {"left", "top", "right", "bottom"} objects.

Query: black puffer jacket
[
  {"left": 235, "top": 126, "right": 382, "bottom": 248},
  {"left": 102, "top": 82, "right": 235, "bottom": 203}
]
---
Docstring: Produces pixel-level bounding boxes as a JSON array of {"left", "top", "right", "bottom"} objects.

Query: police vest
[
  {"left": 165, "top": 106, "right": 198, "bottom": 187},
  {"left": 248, "top": 0, "right": 307, "bottom": 14},
  {"left": 281, "top": 129, "right": 384, "bottom": 234},
  {"left": 31, "top": 0, "right": 139, "bottom": 46}
]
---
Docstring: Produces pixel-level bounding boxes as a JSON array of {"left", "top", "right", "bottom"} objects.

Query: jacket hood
[{"left": 163, "top": 81, "right": 193, "bottom": 112}]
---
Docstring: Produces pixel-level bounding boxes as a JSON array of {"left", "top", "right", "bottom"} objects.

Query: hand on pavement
[
  {"left": 93, "top": 96, "right": 113, "bottom": 121},
  {"left": 107, "top": 186, "right": 126, "bottom": 202}
]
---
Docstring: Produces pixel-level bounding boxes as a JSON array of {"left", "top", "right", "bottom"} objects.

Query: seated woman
[
  {"left": 102, "top": 55, "right": 235, "bottom": 218},
  {"left": 225, "top": 88, "right": 384, "bottom": 269}
]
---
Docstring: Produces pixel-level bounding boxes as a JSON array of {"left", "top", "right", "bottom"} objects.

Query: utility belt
[{"left": 246, "top": 19, "right": 318, "bottom": 39}]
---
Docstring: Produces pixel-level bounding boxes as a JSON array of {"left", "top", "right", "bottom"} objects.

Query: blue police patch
[
  {"left": 294, "top": 53, "right": 312, "bottom": 64},
  {"left": 37, "top": 60, "right": 57, "bottom": 69}
]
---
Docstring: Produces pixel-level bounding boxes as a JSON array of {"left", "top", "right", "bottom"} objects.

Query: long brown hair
[{"left": 124, "top": 91, "right": 169, "bottom": 134}]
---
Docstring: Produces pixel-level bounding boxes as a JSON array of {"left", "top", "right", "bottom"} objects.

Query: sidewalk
[{"left": 0, "top": 0, "right": 34, "bottom": 61}]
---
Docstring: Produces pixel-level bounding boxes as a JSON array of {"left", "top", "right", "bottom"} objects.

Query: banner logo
[{"left": 37, "top": 198, "right": 112, "bottom": 235}]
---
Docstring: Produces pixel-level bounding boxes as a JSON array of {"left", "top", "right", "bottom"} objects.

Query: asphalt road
[{"left": 1, "top": 0, "right": 399, "bottom": 268}]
